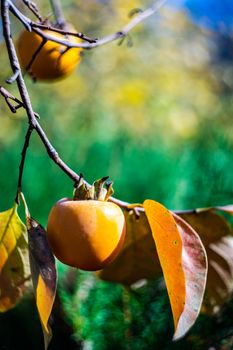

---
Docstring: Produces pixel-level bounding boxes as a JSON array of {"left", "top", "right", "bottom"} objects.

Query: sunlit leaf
[
  {"left": 0, "top": 203, "right": 26, "bottom": 273},
  {"left": 143, "top": 200, "right": 185, "bottom": 335},
  {"left": 27, "top": 217, "right": 57, "bottom": 350},
  {"left": 0, "top": 203, "right": 30, "bottom": 311},
  {"left": 98, "top": 210, "right": 162, "bottom": 285},
  {"left": 180, "top": 210, "right": 233, "bottom": 312},
  {"left": 144, "top": 200, "right": 207, "bottom": 340},
  {"left": 0, "top": 204, "right": 30, "bottom": 312}
]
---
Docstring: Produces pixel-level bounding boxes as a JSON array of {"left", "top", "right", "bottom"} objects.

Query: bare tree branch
[
  {"left": 31, "top": 22, "right": 97, "bottom": 43},
  {"left": 0, "top": 86, "right": 23, "bottom": 113},
  {"left": 0, "top": 86, "right": 40, "bottom": 117},
  {"left": 8, "top": 0, "right": 167, "bottom": 49},
  {"left": 22, "top": 0, "right": 43, "bottom": 22}
]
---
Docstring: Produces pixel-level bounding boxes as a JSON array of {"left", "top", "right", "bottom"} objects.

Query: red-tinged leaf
[
  {"left": 180, "top": 210, "right": 233, "bottom": 312},
  {"left": 172, "top": 213, "right": 207, "bottom": 340},
  {"left": 27, "top": 217, "right": 57, "bottom": 350},
  {"left": 143, "top": 200, "right": 207, "bottom": 340}
]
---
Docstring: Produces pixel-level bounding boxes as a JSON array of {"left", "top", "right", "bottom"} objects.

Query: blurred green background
[{"left": 0, "top": 0, "right": 233, "bottom": 349}]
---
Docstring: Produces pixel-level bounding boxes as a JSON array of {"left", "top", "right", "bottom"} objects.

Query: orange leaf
[{"left": 143, "top": 200, "right": 207, "bottom": 340}]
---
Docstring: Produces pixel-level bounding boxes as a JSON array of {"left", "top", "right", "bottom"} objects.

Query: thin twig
[
  {"left": 9, "top": 0, "right": 167, "bottom": 49},
  {"left": 8, "top": 0, "right": 96, "bottom": 43},
  {"left": 49, "top": 0, "right": 66, "bottom": 28},
  {"left": 6, "top": 70, "right": 20, "bottom": 84},
  {"left": 7, "top": 0, "right": 32, "bottom": 31},
  {"left": 15, "top": 125, "right": 33, "bottom": 203},
  {"left": 31, "top": 22, "right": 97, "bottom": 43},
  {"left": 22, "top": 0, "right": 43, "bottom": 22},
  {"left": 0, "top": 86, "right": 40, "bottom": 118},
  {"left": 0, "top": 86, "right": 23, "bottom": 113},
  {"left": 25, "top": 37, "right": 47, "bottom": 73}
]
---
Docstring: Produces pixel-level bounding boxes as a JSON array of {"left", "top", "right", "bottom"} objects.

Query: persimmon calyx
[{"left": 73, "top": 176, "right": 114, "bottom": 201}]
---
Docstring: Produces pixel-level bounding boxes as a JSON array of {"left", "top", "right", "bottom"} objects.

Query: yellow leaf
[
  {"left": 144, "top": 200, "right": 207, "bottom": 340},
  {"left": 0, "top": 203, "right": 30, "bottom": 311},
  {"left": 98, "top": 210, "right": 162, "bottom": 285},
  {"left": 0, "top": 213, "right": 30, "bottom": 312},
  {"left": 27, "top": 217, "right": 57, "bottom": 350},
  {"left": 0, "top": 203, "right": 26, "bottom": 273}
]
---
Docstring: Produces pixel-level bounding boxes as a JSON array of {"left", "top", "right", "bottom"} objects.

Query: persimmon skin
[
  {"left": 17, "top": 28, "right": 82, "bottom": 81},
  {"left": 47, "top": 199, "right": 126, "bottom": 271}
]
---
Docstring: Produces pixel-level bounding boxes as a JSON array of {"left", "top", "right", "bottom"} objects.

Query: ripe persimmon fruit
[
  {"left": 47, "top": 178, "right": 126, "bottom": 271},
  {"left": 17, "top": 25, "right": 82, "bottom": 81}
]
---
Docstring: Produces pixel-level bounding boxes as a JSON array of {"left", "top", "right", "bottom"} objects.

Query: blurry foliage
[{"left": 0, "top": 0, "right": 233, "bottom": 349}]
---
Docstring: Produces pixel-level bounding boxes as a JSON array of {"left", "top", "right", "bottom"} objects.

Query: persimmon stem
[{"left": 19, "top": 192, "right": 31, "bottom": 219}]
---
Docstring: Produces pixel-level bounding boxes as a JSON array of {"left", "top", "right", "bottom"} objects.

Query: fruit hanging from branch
[
  {"left": 47, "top": 178, "right": 126, "bottom": 271},
  {"left": 17, "top": 24, "right": 82, "bottom": 81}
]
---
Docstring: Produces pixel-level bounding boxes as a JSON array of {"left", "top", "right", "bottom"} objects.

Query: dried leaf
[
  {"left": 98, "top": 210, "right": 162, "bottom": 285},
  {"left": 0, "top": 204, "right": 30, "bottom": 311},
  {"left": 27, "top": 217, "right": 57, "bottom": 350},
  {"left": 0, "top": 203, "right": 26, "bottom": 273},
  {"left": 144, "top": 200, "right": 207, "bottom": 340},
  {"left": 180, "top": 210, "right": 233, "bottom": 312}
]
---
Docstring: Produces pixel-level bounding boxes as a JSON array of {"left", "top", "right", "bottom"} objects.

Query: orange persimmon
[
  {"left": 17, "top": 26, "right": 82, "bottom": 81},
  {"left": 47, "top": 199, "right": 126, "bottom": 271}
]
